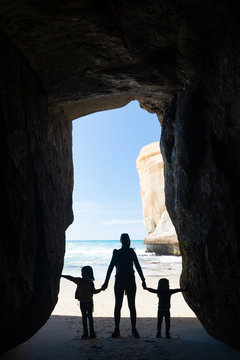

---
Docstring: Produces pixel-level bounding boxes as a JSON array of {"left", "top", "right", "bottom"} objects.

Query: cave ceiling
[{"left": 0, "top": 1, "right": 231, "bottom": 119}]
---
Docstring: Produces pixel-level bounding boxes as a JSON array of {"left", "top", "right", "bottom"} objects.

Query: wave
[{"left": 63, "top": 240, "right": 182, "bottom": 277}]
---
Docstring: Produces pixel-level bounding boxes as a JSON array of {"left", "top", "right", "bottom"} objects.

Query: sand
[{"left": 1, "top": 275, "right": 239, "bottom": 360}]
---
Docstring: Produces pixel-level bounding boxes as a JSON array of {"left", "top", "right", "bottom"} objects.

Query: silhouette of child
[
  {"left": 61, "top": 266, "right": 103, "bottom": 339},
  {"left": 143, "top": 278, "right": 184, "bottom": 338}
]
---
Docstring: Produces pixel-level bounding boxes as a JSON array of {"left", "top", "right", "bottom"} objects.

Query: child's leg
[
  {"left": 165, "top": 310, "right": 171, "bottom": 337},
  {"left": 87, "top": 302, "right": 95, "bottom": 337},
  {"left": 80, "top": 303, "right": 88, "bottom": 337},
  {"left": 157, "top": 310, "right": 164, "bottom": 336}
]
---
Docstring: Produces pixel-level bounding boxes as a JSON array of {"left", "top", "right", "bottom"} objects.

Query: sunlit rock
[{"left": 136, "top": 142, "right": 179, "bottom": 255}]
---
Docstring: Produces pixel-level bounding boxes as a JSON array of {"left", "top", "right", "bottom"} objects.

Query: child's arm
[
  {"left": 61, "top": 274, "right": 79, "bottom": 285},
  {"left": 170, "top": 288, "right": 185, "bottom": 294},
  {"left": 93, "top": 288, "right": 102, "bottom": 294},
  {"left": 145, "top": 287, "right": 158, "bottom": 294},
  {"left": 92, "top": 282, "right": 102, "bottom": 294}
]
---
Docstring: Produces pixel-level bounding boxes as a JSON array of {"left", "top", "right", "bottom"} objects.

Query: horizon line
[{"left": 65, "top": 239, "right": 145, "bottom": 241}]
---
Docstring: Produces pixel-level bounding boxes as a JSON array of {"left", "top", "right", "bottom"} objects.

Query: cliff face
[
  {"left": 0, "top": 0, "right": 240, "bottom": 352},
  {"left": 136, "top": 142, "right": 179, "bottom": 255}
]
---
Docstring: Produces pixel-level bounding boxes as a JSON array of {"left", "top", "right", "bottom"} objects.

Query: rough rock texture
[
  {"left": 0, "top": 0, "right": 240, "bottom": 353},
  {"left": 136, "top": 142, "right": 179, "bottom": 255},
  {"left": 0, "top": 32, "right": 73, "bottom": 353},
  {"left": 0, "top": 0, "right": 183, "bottom": 119},
  {"left": 161, "top": 63, "right": 240, "bottom": 349}
]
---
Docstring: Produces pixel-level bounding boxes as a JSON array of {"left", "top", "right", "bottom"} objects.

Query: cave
[{"left": 1, "top": 0, "right": 240, "bottom": 354}]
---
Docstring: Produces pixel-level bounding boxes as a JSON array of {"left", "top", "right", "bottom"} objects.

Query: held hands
[
  {"left": 101, "top": 282, "right": 108, "bottom": 291},
  {"left": 142, "top": 280, "right": 147, "bottom": 290},
  {"left": 101, "top": 280, "right": 147, "bottom": 290}
]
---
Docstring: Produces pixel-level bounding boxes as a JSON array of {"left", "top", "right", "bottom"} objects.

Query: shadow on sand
[{"left": 1, "top": 316, "right": 239, "bottom": 360}]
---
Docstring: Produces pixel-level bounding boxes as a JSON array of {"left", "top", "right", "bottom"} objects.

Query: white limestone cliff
[{"left": 136, "top": 142, "right": 179, "bottom": 255}]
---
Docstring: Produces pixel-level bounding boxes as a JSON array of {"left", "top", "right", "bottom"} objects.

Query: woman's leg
[
  {"left": 126, "top": 279, "right": 137, "bottom": 333},
  {"left": 114, "top": 280, "right": 124, "bottom": 331}
]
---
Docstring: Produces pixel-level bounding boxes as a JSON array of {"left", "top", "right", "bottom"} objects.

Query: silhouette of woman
[{"left": 102, "top": 233, "right": 146, "bottom": 338}]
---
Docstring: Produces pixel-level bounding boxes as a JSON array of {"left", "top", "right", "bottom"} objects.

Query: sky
[{"left": 66, "top": 100, "right": 161, "bottom": 240}]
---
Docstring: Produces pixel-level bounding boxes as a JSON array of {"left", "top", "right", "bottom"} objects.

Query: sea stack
[{"left": 136, "top": 142, "right": 179, "bottom": 255}]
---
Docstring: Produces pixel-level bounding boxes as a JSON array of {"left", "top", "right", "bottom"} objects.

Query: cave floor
[{"left": 1, "top": 316, "right": 239, "bottom": 360}]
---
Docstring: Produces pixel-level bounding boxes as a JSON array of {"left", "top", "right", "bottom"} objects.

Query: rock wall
[
  {"left": 0, "top": 32, "right": 73, "bottom": 353},
  {"left": 136, "top": 142, "right": 179, "bottom": 255},
  {"left": 161, "top": 55, "right": 240, "bottom": 350}
]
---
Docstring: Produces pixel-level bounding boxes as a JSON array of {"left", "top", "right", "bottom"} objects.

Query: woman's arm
[
  {"left": 61, "top": 275, "right": 79, "bottom": 285},
  {"left": 132, "top": 250, "right": 145, "bottom": 282},
  {"left": 101, "top": 250, "right": 116, "bottom": 290}
]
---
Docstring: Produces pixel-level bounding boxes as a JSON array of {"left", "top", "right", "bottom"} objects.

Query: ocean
[{"left": 63, "top": 240, "right": 182, "bottom": 279}]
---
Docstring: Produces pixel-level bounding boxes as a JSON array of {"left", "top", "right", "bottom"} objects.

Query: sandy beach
[{"left": 1, "top": 275, "right": 239, "bottom": 360}]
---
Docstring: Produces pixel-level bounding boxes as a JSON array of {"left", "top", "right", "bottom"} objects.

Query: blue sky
[{"left": 66, "top": 100, "right": 161, "bottom": 240}]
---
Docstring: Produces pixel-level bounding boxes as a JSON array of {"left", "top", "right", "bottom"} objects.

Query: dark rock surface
[
  {"left": 0, "top": 32, "right": 73, "bottom": 353},
  {"left": 0, "top": 0, "right": 240, "bottom": 353},
  {"left": 161, "top": 58, "right": 240, "bottom": 349}
]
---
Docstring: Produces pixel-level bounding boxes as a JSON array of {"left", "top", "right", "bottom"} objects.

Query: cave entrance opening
[
  {"left": 59, "top": 100, "right": 184, "bottom": 317},
  {"left": 66, "top": 100, "right": 161, "bottom": 243}
]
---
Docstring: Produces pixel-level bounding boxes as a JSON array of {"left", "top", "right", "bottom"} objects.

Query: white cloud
[
  {"left": 101, "top": 219, "right": 143, "bottom": 226},
  {"left": 66, "top": 200, "right": 146, "bottom": 240}
]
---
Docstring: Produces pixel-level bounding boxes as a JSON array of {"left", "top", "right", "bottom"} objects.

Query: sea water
[{"left": 63, "top": 240, "right": 182, "bottom": 279}]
